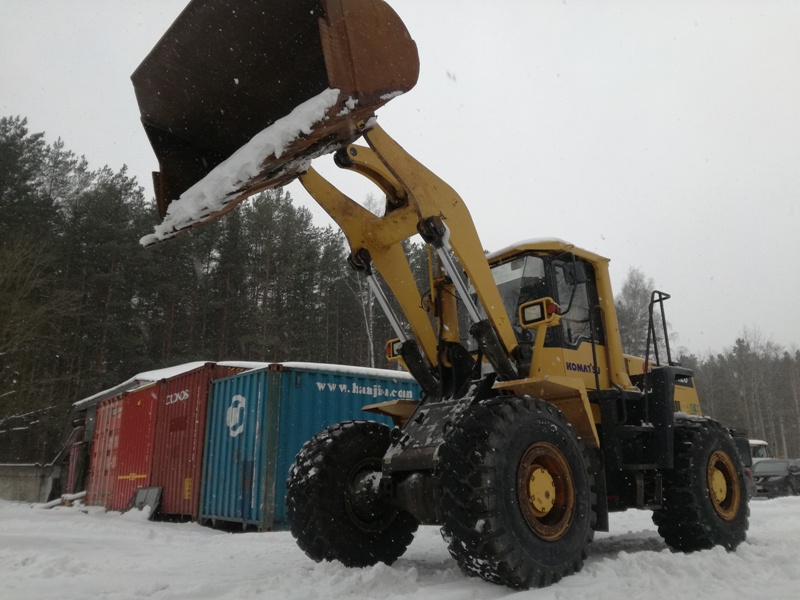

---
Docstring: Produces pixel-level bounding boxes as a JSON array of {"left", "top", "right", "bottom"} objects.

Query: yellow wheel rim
[
  {"left": 707, "top": 450, "right": 741, "bottom": 521},
  {"left": 517, "top": 442, "right": 575, "bottom": 541},
  {"left": 528, "top": 467, "right": 556, "bottom": 515}
]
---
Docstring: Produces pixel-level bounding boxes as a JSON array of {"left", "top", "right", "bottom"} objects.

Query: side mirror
[
  {"left": 519, "top": 297, "right": 560, "bottom": 328},
  {"left": 385, "top": 338, "right": 403, "bottom": 362}
]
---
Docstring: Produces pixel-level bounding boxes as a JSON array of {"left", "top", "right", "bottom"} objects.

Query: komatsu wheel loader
[{"left": 133, "top": 0, "right": 748, "bottom": 589}]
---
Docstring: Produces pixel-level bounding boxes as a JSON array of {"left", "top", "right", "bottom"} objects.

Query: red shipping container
[
  {"left": 111, "top": 384, "right": 159, "bottom": 510},
  {"left": 66, "top": 443, "right": 79, "bottom": 494},
  {"left": 65, "top": 441, "right": 87, "bottom": 494},
  {"left": 152, "top": 364, "right": 244, "bottom": 519},
  {"left": 85, "top": 395, "right": 123, "bottom": 508}
]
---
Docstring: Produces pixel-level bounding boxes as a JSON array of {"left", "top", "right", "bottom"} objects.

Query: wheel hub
[
  {"left": 528, "top": 467, "right": 556, "bottom": 515},
  {"left": 345, "top": 459, "right": 396, "bottom": 532},
  {"left": 517, "top": 442, "right": 575, "bottom": 541},
  {"left": 706, "top": 450, "right": 741, "bottom": 521},
  {"left": 710, "top": 468, "right": 728, "bottom": 503},
  {"left": 348, "top": 470, "right": 382, "bottom": 519}
]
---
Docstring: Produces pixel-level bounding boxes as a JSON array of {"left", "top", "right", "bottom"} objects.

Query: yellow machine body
[{"left": 132, "top": 5, "right": 741, "bottom": 574}]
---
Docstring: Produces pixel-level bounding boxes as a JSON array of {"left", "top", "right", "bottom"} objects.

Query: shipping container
[
  {"left": 85, "top": 384, "right": 160, "bottom": 510},
  {"left": 85, "top": 395, "right": 123, "bottom": 508},
  {"left": 75, "top": 362, "right": 216, "bottom": 504},
  {"left": 200, "top": 362, "right": 420, "bottom": 530},
  {"left": 65, "top": 441, "right": 88, "bottom": 495},
  {"left": 111, "top": 384, "right": 159, "bottom": 510},
  {"left": 151, "top": 363, "right": 246, "bottom": 519}
]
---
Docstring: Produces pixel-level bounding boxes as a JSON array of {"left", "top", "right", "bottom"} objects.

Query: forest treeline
[
  {"left": 1, "top": 116, "right": 798, "bottom": 462},
  {"left": 615, "top": 269, "right": 800, "bottom": 459},
  {"left": 0, "top": 116, "right": 408, "bottom": 461}
]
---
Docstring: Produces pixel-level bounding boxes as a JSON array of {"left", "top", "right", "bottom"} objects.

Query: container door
[
  {"left": 152, "top": 366, "right": 211, "bottom": 518},
  {"left": 66, "top": 441, "right": 88, "bottom": 495},
  {"left": 86, "top": 398, "right": 123, "bottom": 508},
  {"left": 112, "top": 385, "right": 158, "bottom": 511},
  {"left": 201, "top": 370, "right": 269, "bottom": 527}
]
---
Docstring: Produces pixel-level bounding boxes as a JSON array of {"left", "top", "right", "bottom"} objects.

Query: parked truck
[{"left": 132, "top": 0, "right": 748, "bottom": 589}]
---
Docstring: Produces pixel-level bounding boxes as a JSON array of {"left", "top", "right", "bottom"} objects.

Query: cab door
[{"left": 552, "top": 258, "right": 610, "bottom": 391}]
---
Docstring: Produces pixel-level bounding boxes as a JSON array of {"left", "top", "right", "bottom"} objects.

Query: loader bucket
[{"left": 133, "top": 0, "right": 418, "bottom": 243}]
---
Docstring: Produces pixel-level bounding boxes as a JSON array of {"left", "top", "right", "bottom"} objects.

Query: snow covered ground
[{"left": 1, "top": 496, "right": 798, "bottom": 600}]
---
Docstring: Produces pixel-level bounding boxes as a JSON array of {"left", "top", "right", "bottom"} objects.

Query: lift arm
[{"left": 300, "top": 123, "right": 519, "bottom": 384}]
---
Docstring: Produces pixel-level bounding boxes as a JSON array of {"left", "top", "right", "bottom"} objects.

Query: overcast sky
[{"left": 2, "top": 1, "right": 799, "bottom": 355}]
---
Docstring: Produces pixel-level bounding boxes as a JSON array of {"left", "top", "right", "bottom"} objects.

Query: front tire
[
  {"left": 286, "top": 421, "right": 418, "bottom": 567},
  {"left": 652, "top": 417, "right": 749, "bottom": 551},
  {"left": 438, "top": 396, "right": 596, "bottom": 589}
]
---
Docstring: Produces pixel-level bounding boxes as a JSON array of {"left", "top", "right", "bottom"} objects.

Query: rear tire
[
  {"left": 286, "top": 421, "right": 417, "bottom": 567},
  {"left": 438, "top": 396, "right": 596, "bottom": 589},
  {"left": 652, "top": 417, "right": 749, "bottom": 551}
]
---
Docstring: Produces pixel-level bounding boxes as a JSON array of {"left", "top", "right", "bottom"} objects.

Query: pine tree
[
  {"left": 614, "top": 267, "right": 675, "bottom": 361},
  {"left": 0, "top": 116, "right": 54, "bottom": 237}
]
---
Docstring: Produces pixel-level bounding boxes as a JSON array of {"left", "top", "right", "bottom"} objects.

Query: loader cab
[
  {"left": 465, "top": 240, "right": 609, "bottom": 389},
  {"left": 468, "top": 251, "right": 604, "bottom": 347}
]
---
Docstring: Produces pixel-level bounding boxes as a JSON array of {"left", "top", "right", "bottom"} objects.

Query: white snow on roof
[
  {"left": 277, "top": 362, "right": 414, "bottom": 380},
  {"left": 486, "top": 237, "right": 573, "bottom": 260},
  {"left": 134, "top": 361, "right": 211, "bottom": 382},
  {"left": 72, "top": 361, "right": 212, "bottom": 409},
  {"left": 217, "top": 360, "right": 272, "bottom": 370},
  {"left": 73, "top": 360, "right": 414, "bottom": 409},
  {"left": 140, "top": 88, "right": 341, "bottom": 245},
  {"left": 750, "top": 439, "right": 769, "bottom": 446},
  {"left": 72, "top": 379, "right": 148, "bottom": 410}
]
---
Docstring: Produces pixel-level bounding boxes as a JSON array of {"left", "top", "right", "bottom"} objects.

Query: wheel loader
[{"left": 133, "top": 0, "right": 749, "bottom": 589}]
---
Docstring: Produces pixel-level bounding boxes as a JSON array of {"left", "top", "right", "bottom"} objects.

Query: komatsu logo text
[{"left": 566, "top": 362, "right": 599, "bottom": 375}]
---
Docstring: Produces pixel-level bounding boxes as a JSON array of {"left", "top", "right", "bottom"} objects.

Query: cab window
[
  {"left": 460, "top": 255, "right": 548, "bottom": 349},
  {"left": 554, "top": 260, "right": 604, "bottom": 348},
  {"left": 491, "top": 255, "right": 547, "bottom": 333}
]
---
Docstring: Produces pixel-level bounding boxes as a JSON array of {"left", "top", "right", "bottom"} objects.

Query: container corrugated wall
[
  {"left": 85, "top": 395, "right": 123, "bottom": 508},
  {"left": 152, "top": 364, "right": 245, "bottom": 519},
  {"left": 269, "top": 365, "right": 419, "bottom": 528},
  {"left": 66, "top": 443, "right": 80, "bottom": 493},
  {"left": 200, "top": 364, "right": 420, "bottom": 530},
  {"left": 201, "top": 369, "right": 271, "bottom": 528},
  {"left": 65, "top": 441, "right": 87, "bottom": 494},
  {"left": 111, "top": 384, "right": 159, "bottom": 510}
]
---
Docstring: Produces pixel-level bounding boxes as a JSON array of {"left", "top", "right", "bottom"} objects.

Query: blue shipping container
[{"left": 200, "top": 362, "right": 420, "bottom": 530}]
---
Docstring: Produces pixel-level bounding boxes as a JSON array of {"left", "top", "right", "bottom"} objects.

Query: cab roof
[{"left": 487, "top": 238, "right": 610, "bottom": 266}]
